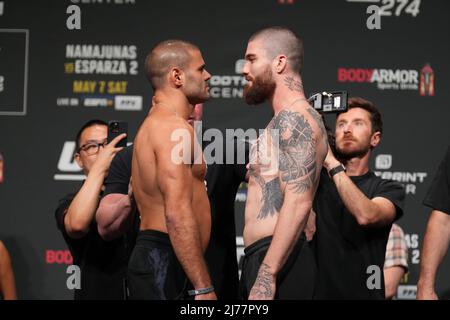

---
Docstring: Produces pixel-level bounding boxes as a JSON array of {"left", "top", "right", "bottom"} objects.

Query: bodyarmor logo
[
  {"left": 420, "top": 64, "right": 434, "bottom": 96},
  {"left": 46, "top": 250, "right": 73, "bottom": 264},
  {"left": 337, "top": 64, "right": 432, "bottom": 94}
]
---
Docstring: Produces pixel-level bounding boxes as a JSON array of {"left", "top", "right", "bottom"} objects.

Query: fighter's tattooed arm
[
  {"left": 249, "top": 109, "right": 325, "bottom": 300},
  {"left": 248, "top": 263, "right": 276, "bottom": 300},
  {"left": 307, "top": 107, "right": 327, "bottom": 138}
]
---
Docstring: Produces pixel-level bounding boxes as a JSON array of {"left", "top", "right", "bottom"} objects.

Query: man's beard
[
  {"left": 244, "top": 67, "right": 276, "bottom": 105},
  {"left": 335, "top": 139, "right": 371, "bottom": 161}
]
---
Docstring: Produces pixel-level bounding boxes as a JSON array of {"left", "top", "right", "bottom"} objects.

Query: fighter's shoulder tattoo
[
  {"left": 306, "top": 107, "right": 327, "bottom": 137},
  {"left": 273, "top": 109, "right": 317, "bottom": 194},
  {"left": 252, "top": 109, "right": 318, "bottom": 220}
]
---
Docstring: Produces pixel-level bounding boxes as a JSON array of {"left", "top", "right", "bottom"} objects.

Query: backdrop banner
[{"left": 0, "top": 0, "right": 449, "bottom": 299}]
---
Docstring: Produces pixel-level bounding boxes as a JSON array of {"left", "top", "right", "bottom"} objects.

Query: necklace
[{"left": 155, "top": 103, "right": 179, "bottom": 116}]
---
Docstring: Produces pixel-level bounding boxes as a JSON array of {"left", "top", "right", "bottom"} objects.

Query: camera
[
  {"left": 107, "top": 121, "right": 128, "bottom": 148},
  {"left": 307, "top": 91, "right": 348, "bottom": 114},
  {"left": 308, "top": 91, "right": 348, "bottom": 159},
  {"left": 111, "top": 121, "right": 119, "bottom": 133}
]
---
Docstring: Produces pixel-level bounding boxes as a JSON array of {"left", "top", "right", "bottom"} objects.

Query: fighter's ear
[
  {"left": 274, "top": 54, "right": 287, "bottom": 74},
  {"left": 170, "top": 67, "right": 184, "bottom": 87},
  {"left": 371, "top": 131, "right": 381, "bottom": 148}
]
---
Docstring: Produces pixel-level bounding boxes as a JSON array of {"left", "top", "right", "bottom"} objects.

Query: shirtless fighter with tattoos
[{"left": 240, "top": 27, "right": 327, "bottom": 300}]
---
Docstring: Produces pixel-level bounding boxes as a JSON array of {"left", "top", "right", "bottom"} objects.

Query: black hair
[{"left": 75, "top": 119, "right": 107, "bottom": 151}]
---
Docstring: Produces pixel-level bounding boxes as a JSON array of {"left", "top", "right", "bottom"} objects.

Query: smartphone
[{"left": 107, "top": 121, "right": 128, "bottom": 148}]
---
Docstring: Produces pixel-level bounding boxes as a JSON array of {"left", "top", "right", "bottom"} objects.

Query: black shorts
[
  {"left": 127, "top": 230, "right": 190, "bottom": 300},
  {"left": 239, "top": 235, "right": 316, "bottom": 300}
]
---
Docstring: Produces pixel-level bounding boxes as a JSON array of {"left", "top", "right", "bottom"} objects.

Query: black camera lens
[{"left": 111, "top": 122, "right": 119, "bottom": 133}]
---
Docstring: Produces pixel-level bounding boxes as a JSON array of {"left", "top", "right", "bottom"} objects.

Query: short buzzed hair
[
  {"left": 249, "top": 26, "right": 304, "bottom": 74},
  {"left": 145, "top": 40, "right": 199, "bottom": 90}
]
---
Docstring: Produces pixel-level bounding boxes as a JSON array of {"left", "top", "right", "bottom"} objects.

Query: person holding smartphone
[{"left": 54, "top": 119, "right": 127, "bottom": 300}]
